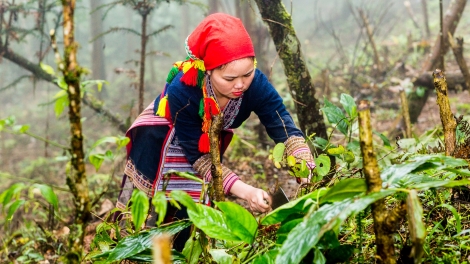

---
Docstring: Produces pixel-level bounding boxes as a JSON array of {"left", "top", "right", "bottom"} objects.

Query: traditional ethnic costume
[{"left": 115, "top": 13, "right": 315, "bottom": 249}]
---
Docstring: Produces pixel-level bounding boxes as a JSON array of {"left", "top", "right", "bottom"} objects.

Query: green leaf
[
  {"left": 314, "top": 137, "right": 329, "bottom": 150},
  {"left": 7, "top": 199, "right": 25, "bottom": 220},
  {"left": 98, "top": 220, "right": 190, "bottom": 262},
  {"left": 324, "top": 245, "right": 354, "bottom": 263},
  {"left": 188, "top": 203, "right": 241, "bottom": 242},
  {"left": 321, "top": 98, "right": 348, "bottom": 135},
  {"left": 314, "top": 154, "right": 331, "bottom": 179},
  {"left": 431, "top": 203, "right": 461, "bottom": 234},
  {"left": 116, "top": 136, "right": 130, "bottom": 149},
  {"left": 313, "top": 247, "right": 326, "bottom": 264},
  {"left": 18, "top": 125, "right": 30, "bottom": 133},
  {"left": 287, "top": 155, "right": 296, "bottom": 167},
  {"left": 275, "top": 190, "right": 396, "bottom": 264},
  {"left": 339, "top": 93, "right": 357, "bottom": 119},
  {"left": 216, "top": 201, "right": 258, "bottom": 244},
  {"left": 406, "top": 190, "right": 425, "bottom": 263},
  {"left": 373, "top": 131, "right": 391, "bottom": 147},
  {"left": 1, "top": 183, "right": 25, "bottom": 208},
  {"left": 166, "top": 170, "right": 204, "bottom": 184},
  {"left": 56, "top": 77, "right": 68, "bottom": 90},
  {"left": 320, "top": 179, "right": 367, "bottom": 204},
  {"left": 326, "top": 145, "right": 345, "bottom": 155},
  {"left": 130, "top": 190, "right": 149, "bottom": 232},
  {"left": 152, "top": 191, "right": 167, "bottom": 226},
  {"left": 170, "top": 190, "right": 198, "bottom": 213},
  {"left": 33, "top": 184, "right": 59, "bottom": 211},
  {"left": 253, "top": 248, "right": 278, "bottom": 264},
  {"left": 277, "top": 219, "right": 302, "bottom": 244},
  {"left": 262, "top": 188, "right": 328, "bottom": 225},
  {"left": 54, "top": 94, "right": 69, "bottom": 117},
  {"left": 416, "top": 86, "right": 426, "bottom": 97},
  {"left": 40, "top": 62, "right": 56, "bottom": 76},
  {"left": 89, "top": 153, "right": 105, "bottom": 171},
  {"left": 209, "top": 249, "right": 236, "bottom": 264},
  {"left": 91, "top": 136, "right": 119, "bottom": 150},
  {"left": 343, "top": 151, "right": 355, "bottom": 163},
  {"left": 273, "top": 143, "right": 286, "bottom": 163},
  {"left": 182, "top": 233, "right": 203, "bottom": 264}
]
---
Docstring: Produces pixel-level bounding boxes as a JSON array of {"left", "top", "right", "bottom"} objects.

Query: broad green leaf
[
  {"left": 188, "top": 203, "right": 240, "bottom": 242},
  {"left": 326, "top": 145, "right": 345, "bottom": 155},
  {"left": 321, "top": 98, "right": 348, "bottom": 135},
  {"left": 314, "top": 154, "right": 331, "bottom": 179},
  {"left": 33, "top": 184, "right": 59, "bottom": 211},
  {"left": 130, "top": 190, "right": 149, "bottom": 232},
  {"left": 273, "top": 143, "right": 286, "bottom": 163},
  {"left": 56, "top": 77, "right": 68, "bottom": 90},
  {"left": 182, "top": 233, "right": 203, "bottom": 264},
  {"left": 209, "top": 249, "right": 236, "bottom": 264},
  {"left": 7, "top": 199, "right": 25, "bottom": 220},
  {"left": 170, "top": 190, "right": 198, "bottom": 213},
  {"left": 216, "top": 201, "right": 258, "bottom": 244},
  {"left": 431, "top": 203, "right": 461, "bottom": 234},
  {"left": 314, "top": 137, "right": 329, "bottom": 150},
  {"left": 262, "top": 188, "right": 328, "bottom": 225},
  {"left": 339, "top": 93, "right": 357, "bottom": 119},
  {"left": 40, "top": 62, "right": 56, "bottom": 76},
  {"left": 275, "top": 190, "right": 396, "bottom": 264},
  {"left": 343, "top": 151, "right": 355, "bottom": 163},
  {"left": 97, "top": 220, "right": 190, "bottom": 262},
  {"left": 406, "top": 190, "right": 425, "bottom": 263},
  {"left": 152, "top": 191, "right": 167, "bottom": 226},
  {"left": 18, "top": 125, "right": 30, "bottom": 133},
  {"left": 1, "top": 183, "right": 25, "bottom": 208},
  {"left": 89, "top": 154, "right": 105, "bottom": 171},
  {"left": 320, "top": 178, "right": 367, "bottom": 204},
  {"left": 277, "top": 219, "right": 302, "bottom": 244}
]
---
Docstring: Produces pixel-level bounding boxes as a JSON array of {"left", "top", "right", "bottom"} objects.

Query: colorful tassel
[
  {"left": 156, "top": 95, "right": 168, "bottom": 117},
  {"left": 198, "top": 132, "right": 210, "bottom": 153},
  {"left": 181, "top": 66, "right": 199, "bottom": 86},
  {"left": 198, "top": 98, "right": 204, "bottom": 118},
  {"left": 164, "top": 99, "right": 171, "bottom": 120}
]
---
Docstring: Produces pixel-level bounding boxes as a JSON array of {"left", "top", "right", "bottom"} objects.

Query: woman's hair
[{"left": 216, "top": 57, "right": 255, "bottom": 70}]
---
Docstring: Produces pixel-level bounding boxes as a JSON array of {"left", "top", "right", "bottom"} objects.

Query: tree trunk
[
  {"left": 407, "top": 0, "right": 466, "bottom": 124},
  {"left": 138, "top": 12, "right": 148, "bottom": 114},
  {"left": 61, "top": 0, "right": 90, "bottom": 261},
  {"left": 90, "top": 0, "right": 107, "bottom": 99},
  {"left": 449, "top": 35, "right": 470, "bottom": 90},
  {"left": 253, "top": 0, "right": 327, "bottom": 142}
]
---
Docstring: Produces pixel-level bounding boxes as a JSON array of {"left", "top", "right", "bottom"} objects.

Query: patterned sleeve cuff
[
  {"left": 193, "top": 154, "right": 240, "bottom": 195},
  {"left": 284, "top": 136, "right": 315, "bottom": 181}
]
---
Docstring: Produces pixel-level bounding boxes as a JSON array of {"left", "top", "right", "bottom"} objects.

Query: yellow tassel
[
  {"left": 182, "top": 61, "right": 194, "bottom": 73},
  {"left": 193, "top": 59, "right": 205, "bottom": 71},
  {"left": 156, "top": 96, "right": 168, "bottom": 117},
  {"left": 254, "top": 58, "right": 257, "bottom": 69}
]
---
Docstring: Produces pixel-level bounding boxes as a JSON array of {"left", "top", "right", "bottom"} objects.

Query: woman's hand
[{"left": 229, "top": 180, "right": 272, "bottom": 213}]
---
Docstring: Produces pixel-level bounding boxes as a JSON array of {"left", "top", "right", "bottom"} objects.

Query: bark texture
[
  {"left": 61, "top": 0, "right": 90, "bottom": 261},
  {"left": 399, "top": 88, "right": 412, "bottom": 138},
  {"left": 209, "top": 113, "right": 225, "bottom": 203},
  {"left": 253, "top": 0, "right": 327, "bottom": 141},
  {"left": 358, "top": 100, "right": 396, "bottom": 264},
  {"left": 433, "top": 69, "right": 456, "bottom": 156}
]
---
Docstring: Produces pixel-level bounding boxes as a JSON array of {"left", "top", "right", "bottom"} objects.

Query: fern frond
[
  {"left": 90, "top": 27, "right": 141, "bottom": 43},
  {"left": 147, "top": 25, "right": 173, "bottom": 39},
  {"left": 0, "top": 75, "right": 31, "bottom": 92}
]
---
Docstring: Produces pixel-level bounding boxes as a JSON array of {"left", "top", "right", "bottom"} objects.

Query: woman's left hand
[{"left": 229, "top": 180, "right": 272, "bottom": 213}]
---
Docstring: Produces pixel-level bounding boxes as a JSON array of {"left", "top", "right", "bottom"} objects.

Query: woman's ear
[{"left": 206, "top": 70, "right": 211, "bottom": 76}]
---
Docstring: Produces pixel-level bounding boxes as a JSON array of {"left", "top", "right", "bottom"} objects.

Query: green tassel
[
  {"left": 166, "top": 66, "right": 179, "bottom": 83},
  {"left": 197, "top": 69, "right": 205, "bottom": 88},
  {"left": 198, "top": 98, "right": 204, "bottom": 118}
]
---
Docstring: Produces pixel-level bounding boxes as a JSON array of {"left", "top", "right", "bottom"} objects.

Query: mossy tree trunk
[
  {"left": 60, "top": 0, "right": 90, "bottom": 261},
  {"left": 253, "top": 0, "right": 327, "bottom": 141}
]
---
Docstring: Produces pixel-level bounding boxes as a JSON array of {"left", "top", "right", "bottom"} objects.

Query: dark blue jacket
[{"left": 159, "top": 69, "right": 305, "bottom": 164}]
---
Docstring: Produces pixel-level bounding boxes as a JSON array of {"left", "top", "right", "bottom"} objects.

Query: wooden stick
[
  {"left": 358, "top": 100, "right": 396, "bottom": 264},
  {"left": 433, "top": 69, "right": 457, "bottom": 156},
  {"left": 152, "top": 234, "right": 172, "bottom": 264},
  {"left": 399, "top": 88, "right": 412, "bottom": 138},
  {"left": 209, "top": 113, "right": 225, "bottom": 202}
]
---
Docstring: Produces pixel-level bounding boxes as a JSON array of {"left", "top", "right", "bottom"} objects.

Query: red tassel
[
  {"left": 204, "top": 97, "right": 220, "bottom": 120},
  {"left": 198, "top": 133, "right": 210, "bottom": 153},
  {"left": 180, "top": 67, "right": 199, "bottom": 86},
  {"left": 164, "top": 99, "right": 172, "bottom": 121}
]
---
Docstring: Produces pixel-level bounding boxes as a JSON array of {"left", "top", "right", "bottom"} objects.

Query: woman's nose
[{"left": 234, "top": 79, "right": 243, "bottom": 89}]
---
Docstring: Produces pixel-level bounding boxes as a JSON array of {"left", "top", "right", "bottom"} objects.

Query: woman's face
[{"left": 207, "top": 57, "right": 255, "bottom": 105}]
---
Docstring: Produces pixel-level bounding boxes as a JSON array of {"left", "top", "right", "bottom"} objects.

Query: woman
[{"left": 115, "top": 13, "right": 314, "bottom": 236}]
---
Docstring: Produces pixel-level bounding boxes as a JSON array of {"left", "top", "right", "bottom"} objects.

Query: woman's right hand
[{"left": 229, "top": 180, "right": 271, "bottom": 213}]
